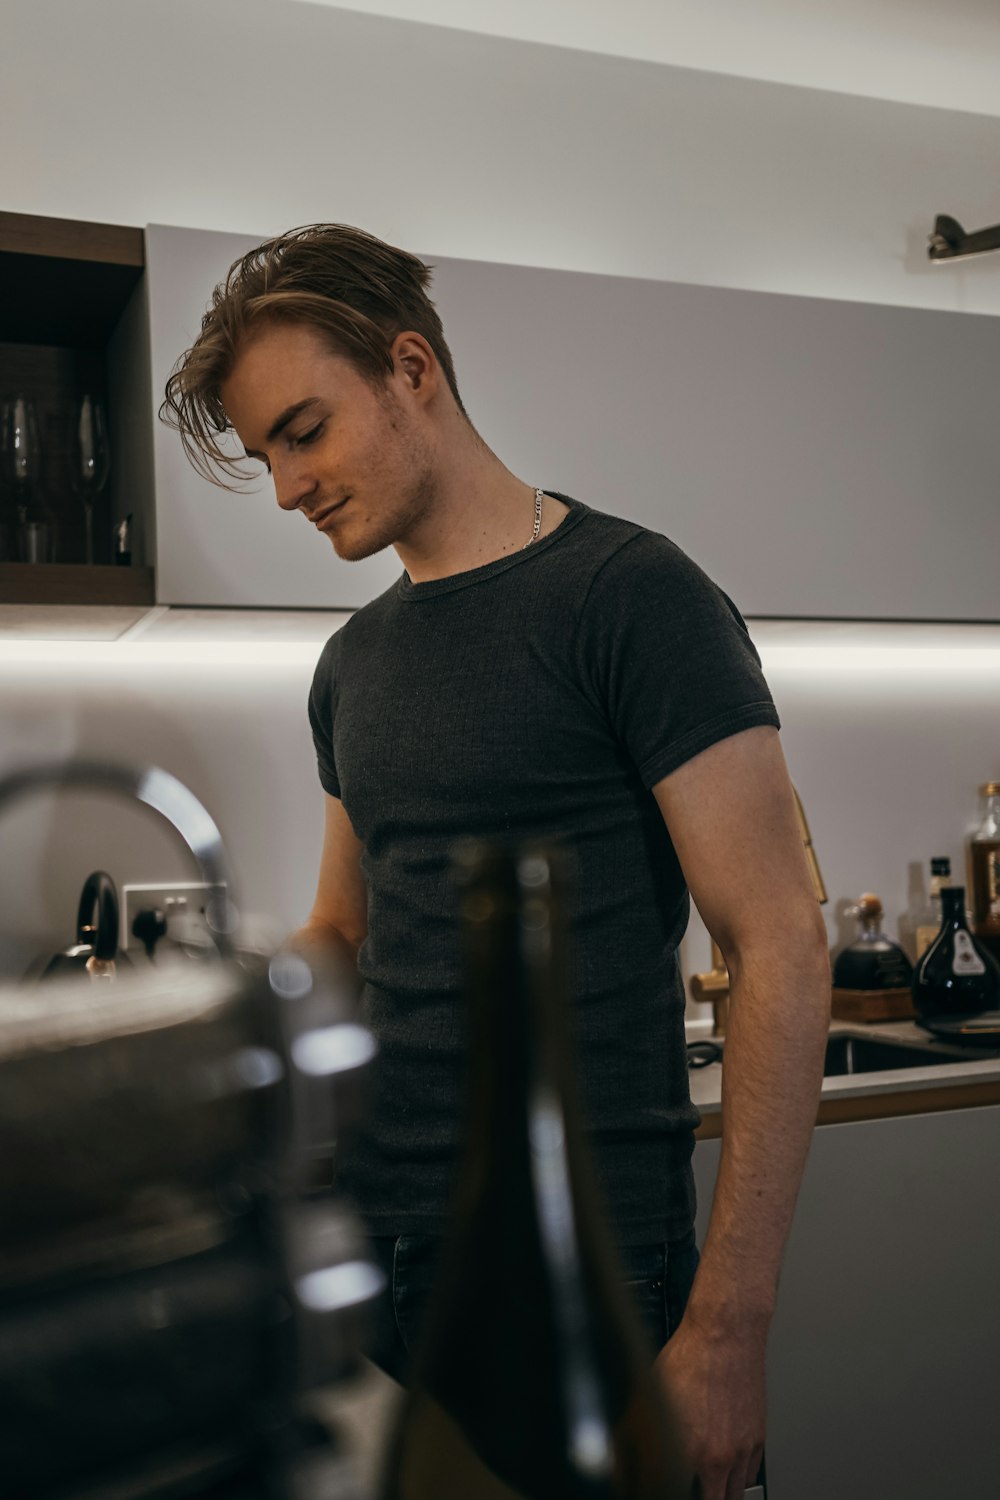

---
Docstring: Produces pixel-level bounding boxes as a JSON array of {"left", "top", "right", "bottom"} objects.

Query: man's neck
[{"left": 394, "top": 450, "right": 568, "bottom": 584}]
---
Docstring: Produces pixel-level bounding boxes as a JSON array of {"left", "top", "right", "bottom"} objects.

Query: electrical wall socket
[{"left": 121, "top": 881, "right": 227, "bottom": 953}]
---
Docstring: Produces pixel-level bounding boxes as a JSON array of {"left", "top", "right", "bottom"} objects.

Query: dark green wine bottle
[
  {"left": 377, "top": 843, "right": 691, "bottom": 1500},
  {"left": 913, "top": 884, "right": 1000, "bottom": 1022}
]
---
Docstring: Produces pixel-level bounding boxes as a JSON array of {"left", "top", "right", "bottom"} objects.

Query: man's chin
[{"left": 326, "top": 528, "right": 391, "bottom": 563}]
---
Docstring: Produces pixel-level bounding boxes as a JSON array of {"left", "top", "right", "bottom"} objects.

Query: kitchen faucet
[{"left": 689, "top": 786, "right": 827, "bottom": 1036}]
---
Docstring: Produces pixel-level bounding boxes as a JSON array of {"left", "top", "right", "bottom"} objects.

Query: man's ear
[{"left": 392, "top": 332, "right": 438, "bottom": 399}]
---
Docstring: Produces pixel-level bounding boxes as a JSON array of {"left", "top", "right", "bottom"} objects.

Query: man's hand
[{"left": 653, "top": 1311, "right": 766, "bottom": 1500}]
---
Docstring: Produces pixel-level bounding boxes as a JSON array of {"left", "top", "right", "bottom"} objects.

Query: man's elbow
[
  {"left": 283, "top": 917, "right": 362, "bottom": 970},
  {"left": 727, "top": 908, "right": 832, "bottom": 1010}
]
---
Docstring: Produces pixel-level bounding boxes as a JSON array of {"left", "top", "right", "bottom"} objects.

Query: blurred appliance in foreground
[
  {"left": 0, "top": 761, "right": 382, "bottom": 1500},
  {"left": 378, "top": 843, "right": 692, "bottom": 1500},
  {"left": 831, "top": 893, "right": 915, "bottom": 1024},
  {"left": 969, "top": 782, "right": 1000, "bottom": 963}
]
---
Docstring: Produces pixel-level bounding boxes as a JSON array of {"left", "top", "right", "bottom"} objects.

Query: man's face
[{"left": 220, "top": 319, "right": 437, "bottom": 561}]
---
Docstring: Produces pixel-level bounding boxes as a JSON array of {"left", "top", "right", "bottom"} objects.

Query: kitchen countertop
[{"left": 685, "top": 1017, "right": 1000, "bottom": 1137}]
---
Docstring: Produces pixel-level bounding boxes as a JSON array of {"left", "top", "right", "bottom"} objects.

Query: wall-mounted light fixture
[{"left": 928, "top": 214, "right": 1000, "bottom": 263}]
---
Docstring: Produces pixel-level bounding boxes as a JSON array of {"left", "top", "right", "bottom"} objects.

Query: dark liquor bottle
[
  {"left": 377, "top": 844, "right": 690, "bottom": 1500},
  {"left": 912, "top": 885, "right": 1000, "bottom": 1024},
  {"left": 833, "top": 893, "right": 914, "bottom": 990},
  {"left": 969, "top": 782, "right": 1000, "bottom": 963}
]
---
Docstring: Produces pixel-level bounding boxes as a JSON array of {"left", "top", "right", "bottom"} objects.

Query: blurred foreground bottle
[
  {"left": 912, "top": 885, "right": 1000, "bottom": 1023},
  {"left": 377, "top": 843, "right": 690, "bottom": 1500},
  {"left": 969, "top": 782, "right": 1000, "bottom": 962}
]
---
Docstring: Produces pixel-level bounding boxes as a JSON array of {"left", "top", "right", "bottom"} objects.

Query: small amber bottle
[{"left": 969, "top": 783, "right": 1000, "bottom": 963}]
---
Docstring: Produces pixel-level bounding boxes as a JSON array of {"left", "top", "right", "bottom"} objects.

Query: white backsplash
[{"left": 2, "top": 612, "right": 998, "bottom": 1015}]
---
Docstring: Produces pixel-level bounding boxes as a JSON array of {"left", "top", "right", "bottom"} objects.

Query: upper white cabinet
[{"left": 146, "top": 223, "right": 1000, "bottom": 618}]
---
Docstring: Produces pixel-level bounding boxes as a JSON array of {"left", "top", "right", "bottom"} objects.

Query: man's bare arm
[
  {"left": 284, "top": 792, "right": 368, "bottom": 973},
  {"left": 650, "top": 725, "right": 831, "bottom": 1496}
]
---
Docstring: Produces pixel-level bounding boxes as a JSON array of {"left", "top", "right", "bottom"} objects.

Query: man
[{"left": 161, "top": 223, "right": 830, "bottom": 1500}]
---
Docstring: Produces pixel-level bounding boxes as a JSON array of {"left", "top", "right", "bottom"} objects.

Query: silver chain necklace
[{"left": 522, "top": 487, "right": 544, "bottom": 549}]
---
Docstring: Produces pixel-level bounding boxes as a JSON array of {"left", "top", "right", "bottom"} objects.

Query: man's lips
[{"left": 309, "top": 497, "right": 350, "bottom": 529}]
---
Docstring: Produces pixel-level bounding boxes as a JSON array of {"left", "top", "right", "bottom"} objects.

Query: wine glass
[
  {"left": 69, "top": 394, "right": 110, "bottom": 564},
  {"left": 1, "top": 395, "right": 47, "bottom": 562}
]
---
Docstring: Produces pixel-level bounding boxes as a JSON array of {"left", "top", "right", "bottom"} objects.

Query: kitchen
[{"left": 2, "top": 2, "right": 1000, "bottom": 1497}]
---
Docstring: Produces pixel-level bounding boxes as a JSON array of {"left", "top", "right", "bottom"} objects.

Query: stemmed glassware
[
  {"left": 1, "top": 395, "right": 47, "bottom": 562},
  {"left": 68, "top": 394, "right": 110, "bottom": 565}
]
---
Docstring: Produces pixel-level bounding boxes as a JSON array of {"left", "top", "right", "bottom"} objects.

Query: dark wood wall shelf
[
  {"left": 0, "top": 563, "right": 154, "bottom": 607},
  {"left": 0, "top": 209, "right": 153, "bottom": 600}
]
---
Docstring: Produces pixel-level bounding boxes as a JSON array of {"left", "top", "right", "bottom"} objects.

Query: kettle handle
[
  {"left": 76, "top": 871, "right": 120, "bottom": 962},
  {"left": 0, "top": 761, "right": 236, "bottom": 960}
]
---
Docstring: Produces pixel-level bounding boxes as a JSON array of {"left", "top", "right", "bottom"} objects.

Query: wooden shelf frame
[
  {"left": 0, "top": 211, "right": 144, "bottom": 267},
  {"left": 0, "top": 563, "right": 154, "bottom": 607}
]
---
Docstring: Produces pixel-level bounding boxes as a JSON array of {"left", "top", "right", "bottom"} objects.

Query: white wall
[
  {"left": 3, "top": 620, "right": 998, "bottom": 1018},
  {"left": 288, "top": 0, "right": 1000, "bottom": 118},
  {"left": 2, "top": 0, "right": 999, "bottom": 315}
]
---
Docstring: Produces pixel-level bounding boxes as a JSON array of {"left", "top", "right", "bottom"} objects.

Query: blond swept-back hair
[{"left": 159, "top": 223, "right": 469, "bottom": 489}]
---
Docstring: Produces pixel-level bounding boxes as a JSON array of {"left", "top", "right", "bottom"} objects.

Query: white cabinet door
[
  {"left": 425, "top": 255, "right": 1000, "bottom": 621},
  {"left": 146, "top": 223, "right": 404, "bottom": 608},
  {"left": 694, "top": 1104, "right": 1000, "bottom": 1499}
]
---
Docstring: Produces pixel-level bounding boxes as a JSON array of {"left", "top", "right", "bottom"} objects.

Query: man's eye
[{"left": 292, "top": 423, "right": 324, "bottom": 449}]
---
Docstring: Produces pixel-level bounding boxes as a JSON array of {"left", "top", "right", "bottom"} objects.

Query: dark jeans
[
  {"left": 364, "top": 1230, "right": 701, "bottom": 1386},
  {"left": 364, "top": 1232, "right": 767, "bottom": 1493}
]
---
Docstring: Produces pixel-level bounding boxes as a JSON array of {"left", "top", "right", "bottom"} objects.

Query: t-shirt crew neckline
[{"left": 396, "top": 491, "right": 589, "bottom": 601}]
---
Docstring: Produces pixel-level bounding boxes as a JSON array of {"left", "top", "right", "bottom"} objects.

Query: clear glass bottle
[
  {"left": 377, "top": 844, "right": 690, "bottom": 1500},
  {"left": 969, "top": 783, "right": 1000, "bottom": 962},
  {"left": 833, "top": 894, "right": 914, "bottom": 991},
  {"left": 915, "top": 857, "right": 952, "bottom": 960},
  {"left": 912, "top": 885, "right": 1000, "bottom": 1023}
]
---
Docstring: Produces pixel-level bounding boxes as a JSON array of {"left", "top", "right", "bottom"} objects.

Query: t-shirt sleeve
[
  {"left": 308, "top": 631, "right": 344, "bottom": 798},
  {"left": 576, "top": 530, "right": 780, "bottom": 789}
]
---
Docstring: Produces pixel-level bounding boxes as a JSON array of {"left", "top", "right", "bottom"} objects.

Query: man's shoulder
[
  {"left": 535, "top": 495, "right": 655, "bottom": 588},
  {"left": 554, "top": 497, "right": 712, "bottom": 599}
]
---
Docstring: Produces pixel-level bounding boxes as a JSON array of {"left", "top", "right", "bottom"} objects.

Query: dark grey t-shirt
[{"left": 308, "top": 493, "right": 780, "bottom": 1244}]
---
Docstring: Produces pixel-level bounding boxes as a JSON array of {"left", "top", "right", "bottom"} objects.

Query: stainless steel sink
[
  {"left": 688, "top": 1031, "right": 996, "bottom": 1077},
  {"left": 823, "top": 1033, "right": 975, "bottom": 1075}
]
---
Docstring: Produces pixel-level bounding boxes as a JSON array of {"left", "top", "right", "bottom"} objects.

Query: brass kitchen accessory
[{"left": 0, "top": 759, "right": 381, "bottom": 1499}]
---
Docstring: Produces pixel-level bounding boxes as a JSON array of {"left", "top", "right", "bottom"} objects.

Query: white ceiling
[{"left": 287, "top": 0, "right": 1000, "bottom": 118}]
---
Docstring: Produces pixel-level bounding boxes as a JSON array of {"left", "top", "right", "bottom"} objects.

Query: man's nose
[{"left": 273, "top": 462, "right": 317, "bottom": 513}]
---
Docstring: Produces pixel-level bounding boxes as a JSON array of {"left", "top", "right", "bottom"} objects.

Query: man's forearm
[{"left": 684, "top": 935, "right": 831, "bottom": 1336}]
